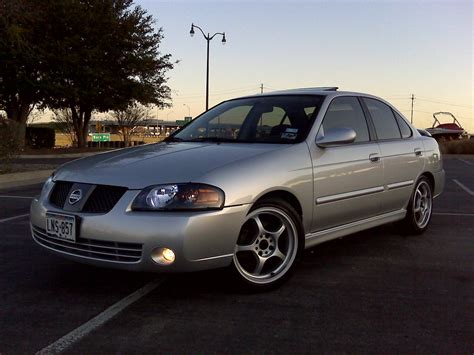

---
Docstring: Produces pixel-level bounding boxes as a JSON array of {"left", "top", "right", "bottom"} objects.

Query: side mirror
[{"left": 316, "top": 127, "right": 356, "bottom": 148}]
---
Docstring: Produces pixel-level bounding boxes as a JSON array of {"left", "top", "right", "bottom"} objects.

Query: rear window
[{"left": 394, "top": 112, "right": 413, "bottom": 138}]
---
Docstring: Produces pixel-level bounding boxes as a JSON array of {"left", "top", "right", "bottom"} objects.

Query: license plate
[{"left": 46, "top": 212, "right": 76, "bottom": 242}]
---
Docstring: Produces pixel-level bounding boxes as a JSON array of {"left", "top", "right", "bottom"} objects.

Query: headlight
[
  {"left": 40, "top": 175, "right": 55, "bottom": 199},
  {"left": 131, "top": 183, "right": 225, "bottom": 211}
]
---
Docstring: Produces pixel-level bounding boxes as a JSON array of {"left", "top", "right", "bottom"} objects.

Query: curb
[{"left": 0, "top": 169, "right": 53, "bottom": 190}]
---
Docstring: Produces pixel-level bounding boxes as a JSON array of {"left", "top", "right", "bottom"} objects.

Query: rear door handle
[
  {"left": 414, "top": 148, "right": 423, "bottom": 156},
  {"left": 369, "top": 153, "right": 380, "bottom": 162}
]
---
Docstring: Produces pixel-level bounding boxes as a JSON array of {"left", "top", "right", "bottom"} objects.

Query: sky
[{"left": 131, "top": 0, "right": 473, "bottom": 132}]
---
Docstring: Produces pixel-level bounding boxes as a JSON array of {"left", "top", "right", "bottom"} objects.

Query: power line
[
  {"left": 416, "top": 97, "right": 472, "bottom": 108},
  {"left": 386, "top": 95, "right": 472, "bottom": 108}
]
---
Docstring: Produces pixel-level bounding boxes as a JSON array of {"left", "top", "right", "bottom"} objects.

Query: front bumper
[{"left": 30, "top": 190, "right": 250, "bottom": 272}]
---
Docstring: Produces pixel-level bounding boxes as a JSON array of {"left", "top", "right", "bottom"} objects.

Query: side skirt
[{"left": 304, "top": 209, "right": 406, "bottom": 249}]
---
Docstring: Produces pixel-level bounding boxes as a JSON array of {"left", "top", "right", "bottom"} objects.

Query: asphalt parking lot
[{"left": 1, "top": 156, "right": 472, "bottom": 354}]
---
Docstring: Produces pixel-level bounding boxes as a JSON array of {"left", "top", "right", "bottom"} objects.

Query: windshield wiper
[
  {"left": 164, "top": 136, "right": 185, "bottom": 142},
  {"left": 187, "top": 137, "right": 237, "bottom": 143}
]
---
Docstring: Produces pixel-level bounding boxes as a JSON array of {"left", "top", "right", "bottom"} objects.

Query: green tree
[
  {"left": 0, "top": 0, "right": 46, "bottom": 144},
  {"left": 43, "top": 0, "right": 173, "bottom": 147},
  {"left": 112, "top": 103, "right": 149, "bottom": 147}
]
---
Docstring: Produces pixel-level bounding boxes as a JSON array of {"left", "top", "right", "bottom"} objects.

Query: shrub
[
  {"left": 0, "top": 120, "right": 23, "bottom": 173},
  {"left": 25, "top": 126, "right": 55, "bottom": 148},
  {"left": 439, "top": 139, "right": 474, "bottom": 154}
]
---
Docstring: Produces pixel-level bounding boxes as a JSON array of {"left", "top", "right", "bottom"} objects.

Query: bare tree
[
  {"left": 53, "top": 109, "right": 77, "bottom": 147},
  {"left": 112, "top": 104, "right": 149, "bottom": 147}
]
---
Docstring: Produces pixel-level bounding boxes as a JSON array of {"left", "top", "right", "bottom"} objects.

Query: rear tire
[
  {"left": 230, "top": 198, "right": 304, "bottom": 292},
  {"left": 400, "top": 177, "right": 433, "bottom": 235}
]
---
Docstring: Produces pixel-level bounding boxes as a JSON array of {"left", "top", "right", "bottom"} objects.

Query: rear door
[
  {"left": 310, "top": 96, "right": 384, "bottom": 232},
  {"left": 361, "top": 98, "right": 425, "bottom": 213}
]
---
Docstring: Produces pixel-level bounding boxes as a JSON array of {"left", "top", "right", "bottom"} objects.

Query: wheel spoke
[
  {"left": 269, "top": 224, "right": 286, "bottom": 242},
  {"left": 254, "top": 255, "right": 266, "bottom": 275},
  {"left": 251, "top": 215, "right": 268, "bottom": 238},
  {"left": 236, "top": 243, "right": 255, "bottom": 252},
  {"left": 415, "top": 190, "right": 422, "bottom": 200},
  {"left": 273, "top": 248, "right": 286, "bottom": 261}
]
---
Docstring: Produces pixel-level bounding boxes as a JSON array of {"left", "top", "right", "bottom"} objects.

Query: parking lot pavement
[{"left": 0, "top": 156, "right": 473, "bottom": 354}]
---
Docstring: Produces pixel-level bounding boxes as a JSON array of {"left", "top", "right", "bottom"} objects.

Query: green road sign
[{"left": 91, "top": 133, "right": 111, "bottom": 142}]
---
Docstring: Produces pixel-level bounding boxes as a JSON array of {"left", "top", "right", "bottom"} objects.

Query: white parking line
[
  {"left": 457, "top": 158, "right": 474, "bottom": 166},
  {"left": 433, "top": 212, "right": 474, "bottom": 217},
  {"left": 0, "top": 195, "right": 35, "bottom": 199},
  {"left": 453, "top": 179, "right": 474, "bottom": 196},
  {"left": 0, "top": 213, "right": 30, "bottom": 223},
  {"left": 36, "top": 277, "right": 165, "bottom": 355}
]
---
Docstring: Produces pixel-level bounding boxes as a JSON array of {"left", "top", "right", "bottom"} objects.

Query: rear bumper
[
  {"left": 30, "top": 191, "right": 250, "bottom": 272},
  {"left": 433, "top": 169, "right": 445, "bottom": 198}
]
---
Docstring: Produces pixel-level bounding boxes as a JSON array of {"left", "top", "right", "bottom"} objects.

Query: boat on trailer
[{"left": 425, "top": 112, "right": 468, "bottom": 140}]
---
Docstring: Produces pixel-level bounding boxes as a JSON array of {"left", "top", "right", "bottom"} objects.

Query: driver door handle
[{"left": 369, "top": 153, "right": 380, "bottom": 162}]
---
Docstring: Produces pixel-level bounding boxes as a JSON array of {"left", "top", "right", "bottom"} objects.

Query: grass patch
[{"left": 439, "top": 139, "right": 474, "bottom": 154}]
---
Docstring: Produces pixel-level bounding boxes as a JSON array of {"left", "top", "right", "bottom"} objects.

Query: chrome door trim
[
  {"left": 316, "top": 186, "right": 384, "bottom": 204},
  {"left": 386, "top": 180, "right": 414, "bottom": 190}
]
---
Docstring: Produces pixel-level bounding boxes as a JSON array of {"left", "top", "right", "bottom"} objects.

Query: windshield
[{"left": 171, "top": 95, "right": 324, "bottom": 144}]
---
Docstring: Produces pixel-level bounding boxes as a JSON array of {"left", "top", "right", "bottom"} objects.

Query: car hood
[{"left": 54, "top": 142, "right": 287, "bottom": 189}]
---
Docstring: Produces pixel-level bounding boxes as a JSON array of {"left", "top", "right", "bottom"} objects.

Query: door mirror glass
[{"left": 316, "top": 127, "right": 356, "bottom": 147}]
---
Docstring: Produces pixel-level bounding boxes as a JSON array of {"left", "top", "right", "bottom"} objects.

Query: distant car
[{"left": 30, "top": 88, "right": 445, "bottom": 290}]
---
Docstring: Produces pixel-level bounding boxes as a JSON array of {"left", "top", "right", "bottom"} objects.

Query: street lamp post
[
  {"left": 190, "top": 23, "right": 226, "bottom": 111},
  {"left": 183, "top": 103, "right": 191, "bottom": 117}
]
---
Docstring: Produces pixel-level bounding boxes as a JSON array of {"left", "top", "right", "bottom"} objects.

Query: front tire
[
  {"left": 401, "top": 177, "right": 433, "bottom": 235},
  {"left": 231, "top": 198, "right": 303, "bottom": 291}
]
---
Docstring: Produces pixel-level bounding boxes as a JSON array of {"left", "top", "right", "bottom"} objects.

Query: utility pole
[
  {"left": 410, "top": 94, "right": 415, "bottom": 124},
  {"left": 260, "top": 83, "right": 264, "bottom": 94}
]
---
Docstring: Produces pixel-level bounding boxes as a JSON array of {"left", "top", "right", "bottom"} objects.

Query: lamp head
[
  {"left": 222, "top": 33, "right": 226, "bottom": 45},
  {"left": 190, "top": 24, "right": 195, "bottom": 37}
]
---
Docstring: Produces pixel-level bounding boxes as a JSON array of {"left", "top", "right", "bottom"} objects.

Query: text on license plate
[{"left": 46, "top": 213, "right": 76, "bottom": 242}]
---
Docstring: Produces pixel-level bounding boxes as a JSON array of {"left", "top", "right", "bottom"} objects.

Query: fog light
[{"left": 151, "top": 247, "right": 175, "bottom": 265}]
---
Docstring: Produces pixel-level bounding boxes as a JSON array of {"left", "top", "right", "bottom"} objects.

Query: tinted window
[
  {"left": 320, "top": 97, "right": 370, "bottom": 143},
  {"left": 394, "top": 112, "right": 412, "bottom": 138},
  {"left": 173, "top": 95, "right": 324, "bottom": 143},
  {"left": 363, "top": 98, "right": 401, "bottom": 140}
]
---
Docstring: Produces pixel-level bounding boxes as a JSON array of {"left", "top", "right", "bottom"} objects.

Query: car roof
[{"left": 236, "top": 87, "right": 380, "bottom": 100}]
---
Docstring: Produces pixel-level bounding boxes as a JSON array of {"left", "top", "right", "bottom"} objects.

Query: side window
[
  {"left": 321, "top": 97, "right": 370, "bottom": 143},
  {"left": 394, "top": 112, "right": 412, "bottom": 138},
  {"left": 363, "top": 98, "right": 401, "bottom": 140}
]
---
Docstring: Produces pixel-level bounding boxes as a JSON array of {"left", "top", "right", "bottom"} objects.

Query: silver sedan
[{"left": 30, "top": 88, "right": 445, "bottom": 290}]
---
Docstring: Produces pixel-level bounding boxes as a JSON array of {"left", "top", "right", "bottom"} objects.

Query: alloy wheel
[
  {"left": 233, "top": 207, "right": 298, "bottom": 285},
  {"left": 413, "top": 180, "right": 432, "bottom": 229}
]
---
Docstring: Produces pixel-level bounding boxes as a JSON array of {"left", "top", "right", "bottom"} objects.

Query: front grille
[
  {"left": 32, "top": 226, "right": 142, "bottom": 263},
  {"left": 82, "top": 186, "right": 127, "bottom": 213},
  {"left": 50, "top": 181, "right": 73, "bottom": 208},
  {"left": 49, "top": 182, "right": 127, "bottom": 214}
]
